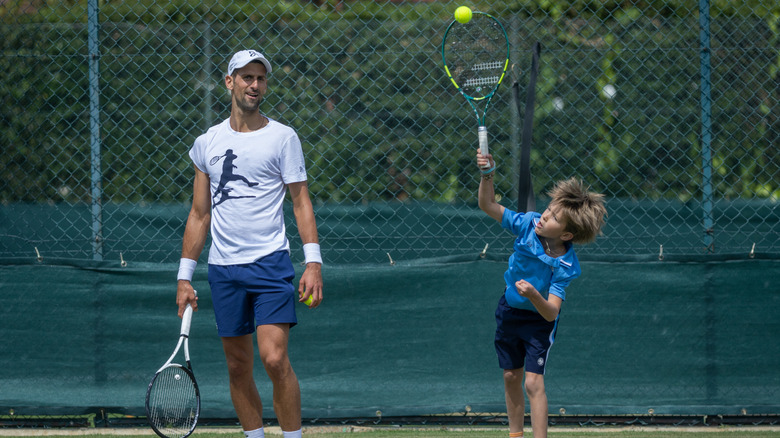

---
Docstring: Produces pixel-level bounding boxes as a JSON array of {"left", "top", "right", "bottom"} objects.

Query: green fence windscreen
[
  {"left": 3, "top": 199, "right": 778, "bottom": 266},
  {"left": 1, "top": 254, "right": 779, "bottom": 418}
]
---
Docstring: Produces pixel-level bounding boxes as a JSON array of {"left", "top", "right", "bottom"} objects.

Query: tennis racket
[
  {"left": 442, "top": 11, "right": 510, "bottom": 168},
  {"left": 145, "top": 301, "right": 200, "bottom": 438},
  {"left": 209, "top": 154, "right": 224, "bottom": 165}
]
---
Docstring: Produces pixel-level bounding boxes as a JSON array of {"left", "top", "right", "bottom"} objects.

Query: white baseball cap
[{"left": 227, "top": 50, "right": 272, "bottom": 76}]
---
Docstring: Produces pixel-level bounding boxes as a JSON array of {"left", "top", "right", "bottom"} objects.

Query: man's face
[{"left": 226, "top": 61, "right": 268, "bottom": 113}]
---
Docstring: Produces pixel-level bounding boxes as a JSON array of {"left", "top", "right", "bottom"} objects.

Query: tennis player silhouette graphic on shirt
[{"left": 212, "top": 149, "right": 258, "bottom": 207}]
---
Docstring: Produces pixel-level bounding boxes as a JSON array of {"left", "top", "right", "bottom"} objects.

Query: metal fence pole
[
  {"left": 88, "top": 0, "right": 103, "bottom": 261},
  {"left": 509, "top": 15, "right": 520, "bottom": 206},
  {"left": 202, "top": 19, "right": 215, "bottom": 131},
  {"left": 699, "top": 0, "right": 715, "bottom": 253}
]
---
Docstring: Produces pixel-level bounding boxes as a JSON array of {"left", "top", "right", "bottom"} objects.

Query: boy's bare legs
[
  {"left": 525, "top": 372, "right": 548, "bottom": 438},
  {"left": 503, "top": 368, "right": 525, "bottom": 435},
  {"left": 222, "top": 335, "right": 264, "bottom": 431},
  {"left": 257, "top": 323, "right": 301, "bottom": 432}
]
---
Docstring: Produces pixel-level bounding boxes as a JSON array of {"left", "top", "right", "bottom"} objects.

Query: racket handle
[
  {"left": 478, "top": 126, "right": 490, "bottom": 168},
  {"left": 180, "top": 304, "right": 193, "bottom": 337}
]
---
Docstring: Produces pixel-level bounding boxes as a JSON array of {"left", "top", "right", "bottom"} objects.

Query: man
[{"left": 175, "top": 50, "right": 323, "bottom": 438}]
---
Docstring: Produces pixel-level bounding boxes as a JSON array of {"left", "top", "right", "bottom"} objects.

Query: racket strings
[
  {"left": 148, "top": 366, "right": 198, "bottom": 437},
  {"left": 463, "top": 76, "right": 502, "bottom": 87},
  {"left": 444, "top": 15, "right": 507, "bottom": 98},
  {"left": 471, "top": 61, "right": 505, "bottom": 71}
]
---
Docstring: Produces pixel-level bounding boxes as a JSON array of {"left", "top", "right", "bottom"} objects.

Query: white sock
[
  {"left": 282, "top": 429, "right": 302, "bottom": 438},
  {"left": 244, "top": 427, "right": 265, "bottom": 438}
]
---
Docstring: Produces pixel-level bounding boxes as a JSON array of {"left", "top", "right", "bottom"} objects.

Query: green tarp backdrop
[{"left": 1, "top": 246, "right": 779, "bottom": 418}]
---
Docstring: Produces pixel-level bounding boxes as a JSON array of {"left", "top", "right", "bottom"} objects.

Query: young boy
[{"left": 476, "top": 150, "right": 606, "bottom": 438}]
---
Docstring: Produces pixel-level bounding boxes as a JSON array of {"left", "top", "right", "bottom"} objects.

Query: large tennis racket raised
[
  {"left": 442, "top": 11, "right": 510, "bottom": 168},
  {"left": 145, "top": 302, "right": 200, "bottom": 438}
]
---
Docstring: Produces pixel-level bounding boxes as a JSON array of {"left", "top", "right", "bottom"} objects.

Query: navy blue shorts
[
  {"left": 494, "top": 294, "right": 558, "bottom": 374},
  {"left": 208, "top": 250, "right": 297, "bottom": 337}
]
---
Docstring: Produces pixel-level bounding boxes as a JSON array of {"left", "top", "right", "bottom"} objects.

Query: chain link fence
[
  {"left": 2, "top": 1, "right": 780, "bottom": 424},
  {"left": 1, "top": 0, "right": 778, "bottom": 264}
]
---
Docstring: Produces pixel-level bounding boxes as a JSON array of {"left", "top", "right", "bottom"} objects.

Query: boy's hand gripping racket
[
  {"left": 145, "top": 299, "right": 200, "bottom": 438},
  {"left": 442, "top": 11, "right": 510, "bottom": 169}
]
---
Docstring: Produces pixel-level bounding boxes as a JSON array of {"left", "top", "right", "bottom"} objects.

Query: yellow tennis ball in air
[{"left": 454, "top": 6, "right": 472, "bottom": 24}]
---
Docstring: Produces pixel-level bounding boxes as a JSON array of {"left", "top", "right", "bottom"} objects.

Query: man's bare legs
[{"left": 221, "top": 324, "right": 301, "bottom": 433}]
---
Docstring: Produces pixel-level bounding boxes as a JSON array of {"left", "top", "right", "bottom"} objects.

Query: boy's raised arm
[{"left": 477, "top": 149, "right": 504, "bottom": 222}]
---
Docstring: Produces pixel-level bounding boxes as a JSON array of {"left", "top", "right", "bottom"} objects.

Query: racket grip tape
[
  {"left": 180, "top": 304, "right": 193, "bottom": 336},
  {"left": 180, "top": 289, "right": 196, "bottom": 336},
  {"left": 478, "top": 126, "right": 490, "bottom": 169}
]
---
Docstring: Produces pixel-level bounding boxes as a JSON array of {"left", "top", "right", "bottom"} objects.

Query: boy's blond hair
[{"left": 548, "top": 178, "right": 607, "bottom": 244}]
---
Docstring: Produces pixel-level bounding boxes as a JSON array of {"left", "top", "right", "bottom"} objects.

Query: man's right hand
[{"left": 176, "top": 280, "right": 198, "bottom": 317}]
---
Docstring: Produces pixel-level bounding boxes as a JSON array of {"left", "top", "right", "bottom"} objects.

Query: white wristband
[
  {"left": 303, "top": 243, "right": 322, "bottom": 265},
  {"left": 177, "top": 258, "right": 197, "bottom": 281}
]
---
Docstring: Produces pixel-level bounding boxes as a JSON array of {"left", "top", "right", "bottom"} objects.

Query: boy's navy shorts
[
  {"left": 208, "top": 250, "right": 297, "bottom": 337},
  {"left": 494, "top": 293, "right": 558, "bottom": 375}
]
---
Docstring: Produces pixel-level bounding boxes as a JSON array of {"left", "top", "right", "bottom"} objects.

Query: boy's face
[{"left": 535, "top": 204, "right": 573, "bottom": 242}]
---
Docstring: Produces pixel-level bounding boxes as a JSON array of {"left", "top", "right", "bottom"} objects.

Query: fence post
[
  {"left": 509, "top": 15, "right": 520, "bottom": 205},
  {"left": 202, "top": 19, "right": 215, "bottom": 130},
  {"left": 88, "top": 0, "right": 103, "bottom": 261},
  {"left": 699, "top": 0, "right": 714, "bottom": 253}
]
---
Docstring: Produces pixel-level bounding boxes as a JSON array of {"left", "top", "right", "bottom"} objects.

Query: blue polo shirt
[{"left": 501, "top": 208, "right": 581, "bottom": 312}]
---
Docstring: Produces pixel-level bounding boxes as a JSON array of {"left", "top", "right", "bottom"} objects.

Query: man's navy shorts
[
  {"left": 494, "top": 294, "right": 558, "bottom": 375},
  {"left": 208, "top": 250, "right": 297, "bottom": 337}
]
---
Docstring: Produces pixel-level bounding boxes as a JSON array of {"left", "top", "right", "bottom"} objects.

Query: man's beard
[{"left": 234, "top": 96, "right": 260, "bottom": 113}]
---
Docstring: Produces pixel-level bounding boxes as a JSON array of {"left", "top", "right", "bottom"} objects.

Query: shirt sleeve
[
  {"left": 549, "top": 260, "right": 581, "bottom": 301},
  {"left": 548, "top": 278, "right": 571, "bottom": 301},
  {"left": 189, "top": 136, "right": 207, "bottom": 173},
  {"left": 280, "top": 131, "right": 307, "bottom": 184},
  {"left": 501, "top": 208, "right": 526, "bottom": 235}
]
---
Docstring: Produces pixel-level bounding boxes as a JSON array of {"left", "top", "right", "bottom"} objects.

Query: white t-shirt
[{"left": 189, "top": 117, "right": 307, "bottom": 265}]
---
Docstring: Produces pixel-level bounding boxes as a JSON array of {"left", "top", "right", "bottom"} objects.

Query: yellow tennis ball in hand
[
  {"left": 454, "top": 6, "right": 472, "bottom": 24},
  {"left": 303, "top": 295, "right": 313, "bottom": 306}
]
